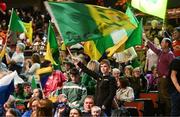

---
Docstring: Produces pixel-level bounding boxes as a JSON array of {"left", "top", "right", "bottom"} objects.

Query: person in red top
[
  {"left": 172, "top": 27, "right": 180, "bottom": 57},
  {"left": 44, "top": 70, "right": 67, "bottom": 96}
]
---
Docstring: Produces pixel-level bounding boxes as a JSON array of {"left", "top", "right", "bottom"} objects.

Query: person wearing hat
[
  {"left": 5, "top": 42, "right": 25, "bottom": 74},
  {"left": 172, "top": 27, "right": 180, "bottom": 57},
  {"left": 144, "top": 34, "right": 175, "bottom": 116}
]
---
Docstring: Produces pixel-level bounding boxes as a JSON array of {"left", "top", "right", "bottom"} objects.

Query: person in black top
[
  {"left": 169, "top": 56, "right": 180, "bottom": 116},
  {"left": 73, "top": 58, "right": 117, "bottom": 116}
]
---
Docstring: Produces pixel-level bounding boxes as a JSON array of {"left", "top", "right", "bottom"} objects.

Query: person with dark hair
[
  {"left": 5, "top": 108, "right": 21, "bottom": 117},
  {"left": 32, "top": 88, "right": 43, "bottom": 99},
  {"left": 110, "top": 108, "right": 130, "bottom": 117},
  {"left": 172, "top": 26, "right": 180, "bottom": 57},
  {"left": 24, "top": 53, "right": 41, "bottom": 80},
  {"left": 73, "top": 58, "right": 117, "bottom": 116},
  {"left": 168, "top": 56, "right": 180, "bottom": 116},
  {"left": 62, "top": 68, "right": 87, "bottom": 108},
  {"left": 144, "top": 34, "right": 175, "bottom": 116},
  {"left": 69, "top": 108, "right": 82, "bottom": 117},
  {"left": 115, "top": 78, "right": 134, "bottom": 106}
]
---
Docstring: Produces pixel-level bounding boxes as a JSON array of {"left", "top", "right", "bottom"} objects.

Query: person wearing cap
[
  {"left": 5, "top": 42, "right": 25, "bottom": 74},
  {"left": 172, "top": 27, "right": 180, "bottom": 57},
  {"left": 144, "top": 34, "right": 175, "bottom": 116},
  {"left": 62, "top": 68, "right": 87, "bottom": 109}
]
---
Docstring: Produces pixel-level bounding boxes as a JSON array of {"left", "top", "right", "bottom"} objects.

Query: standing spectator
[
  {"left": 74, "top": 59, "right": 117, "bottom": 116},
  {"left": 144, "top": 34, "right": 175, "bottom": 115},
  {"left": 5, "top": 43, "right": 25, "bottom": 74},
  {"left": 43, "top": 70, "right": 66, "bottom": 97},
  {"left": 24, "top": 53, "right": 41, "bottom": 81},
  {"left": 172, "top": 27, "right": 180, "bottom": 57},
  {"left": 169, "top": 56, "right": 180, "bottom": 116},
  {"left": 62, "top": 68, "right": 87, "bottom": 108}
]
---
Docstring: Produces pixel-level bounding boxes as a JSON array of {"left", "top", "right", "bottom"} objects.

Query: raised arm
[{"left": 73, "top": 57, "right": 101, "bottom": 80}]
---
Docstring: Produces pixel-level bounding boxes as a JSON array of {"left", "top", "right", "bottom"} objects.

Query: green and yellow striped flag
[{"left": 44, "top": 1, "right": 135, "bottom": 46}]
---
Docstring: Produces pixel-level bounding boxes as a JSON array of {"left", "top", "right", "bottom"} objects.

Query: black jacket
[{"left": 78, "top": 62, "right": 117, "bottom": 109}]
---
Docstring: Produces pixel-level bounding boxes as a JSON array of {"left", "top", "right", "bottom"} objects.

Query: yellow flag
[
  {"left": 23, "top": 21, "right": 33, "bottom": 44},
  {"left": 45, "top": 42, "right": 57, "bottom": 65}
]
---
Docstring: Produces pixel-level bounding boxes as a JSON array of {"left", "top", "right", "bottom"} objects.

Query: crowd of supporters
[{"left": 0, "top": 5, "right": 180, "bottom": 117}]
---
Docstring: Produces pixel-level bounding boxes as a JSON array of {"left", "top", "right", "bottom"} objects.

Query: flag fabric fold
[
  {"left": 9, "top": 9, "right": 26, "bottom": 32},
  {"left": 0, "top": 71, "right": 24, "bottom": 109},
  {"left": 131, "top": 0, "right": 168, "bottom": 19},
  {"left": 45, "top": 22, "right": 61, "bottom": 70},
  {"left": 44, "top": 1, "right": 135, "bottom": 46}
]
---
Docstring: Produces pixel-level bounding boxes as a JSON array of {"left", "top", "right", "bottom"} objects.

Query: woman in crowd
[
  {"left": 115, "top": 78, "right": 134, "bottom": 106},
  {"left": 24, "top": 53, "right": 41, "bottom": 81}
]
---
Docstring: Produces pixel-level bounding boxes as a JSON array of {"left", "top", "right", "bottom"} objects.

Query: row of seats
[{"left": 124, "top": 91, "right": 159, "bottom": 117}]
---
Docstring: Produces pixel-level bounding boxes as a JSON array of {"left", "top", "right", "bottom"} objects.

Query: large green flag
[
  {"left": 125, "top": 18, "right": 143, "bottom": 49},
  {"left": 44, "top": 1, "right": 135, "bottom": 46},
  {"left": 45, "top": 22, "right": 61, "bottom": 70},
  {"left": 9, "top": 9, "right": 26, "bottom": 32},
  {"left": 131, "top": 0, "right": 168, "bottom": 19}
]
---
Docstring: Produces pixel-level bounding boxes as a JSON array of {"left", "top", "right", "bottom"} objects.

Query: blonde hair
[
  {"left": 112, "top": 68, "right": 120, "bottom": 73},
  {"left": 87, "top": 60, "right": 100, "bottom": 73}
]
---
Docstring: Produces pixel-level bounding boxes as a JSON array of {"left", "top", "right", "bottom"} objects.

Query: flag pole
[{"left": 66, "top": 47, "right": 74, "bottom": 58}]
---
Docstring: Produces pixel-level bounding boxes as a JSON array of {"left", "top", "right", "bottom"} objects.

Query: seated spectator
[
  {"left": 122, "top": 65, "right": 133, "bottom": 83},
  {"left": 146, "top": 65, "right": 159, "bottom": 91},
  {"left": 115, "top": 79, "right": 134, "bottom": 105},
  {"left": 81, "top": 95, "right": 95, "bottom": 116},
  {"left": 110, "top": 108, "right": 130, "bottom": 117},
  {"left": 62, "top": 68, "right": 87, "bottom": 108},
  {"left": 112, "top": 68, "right": 121, "bottom": 88},
  {"left": 131, "top": 67, "right": 148, "bottom": 98},
  {"left": 91, "top": 106, "right": 102, "bottom": 117},
  {"left": 69, "top": 108, "right": 82, "bottom": 117}
]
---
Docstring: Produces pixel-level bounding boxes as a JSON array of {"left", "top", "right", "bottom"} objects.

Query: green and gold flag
[
  {"left": 44, "top": 1, "right": 135, "bottom": 46},
  {"left": 45, "top": 22, "right": 61, "bottom": 70}
]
